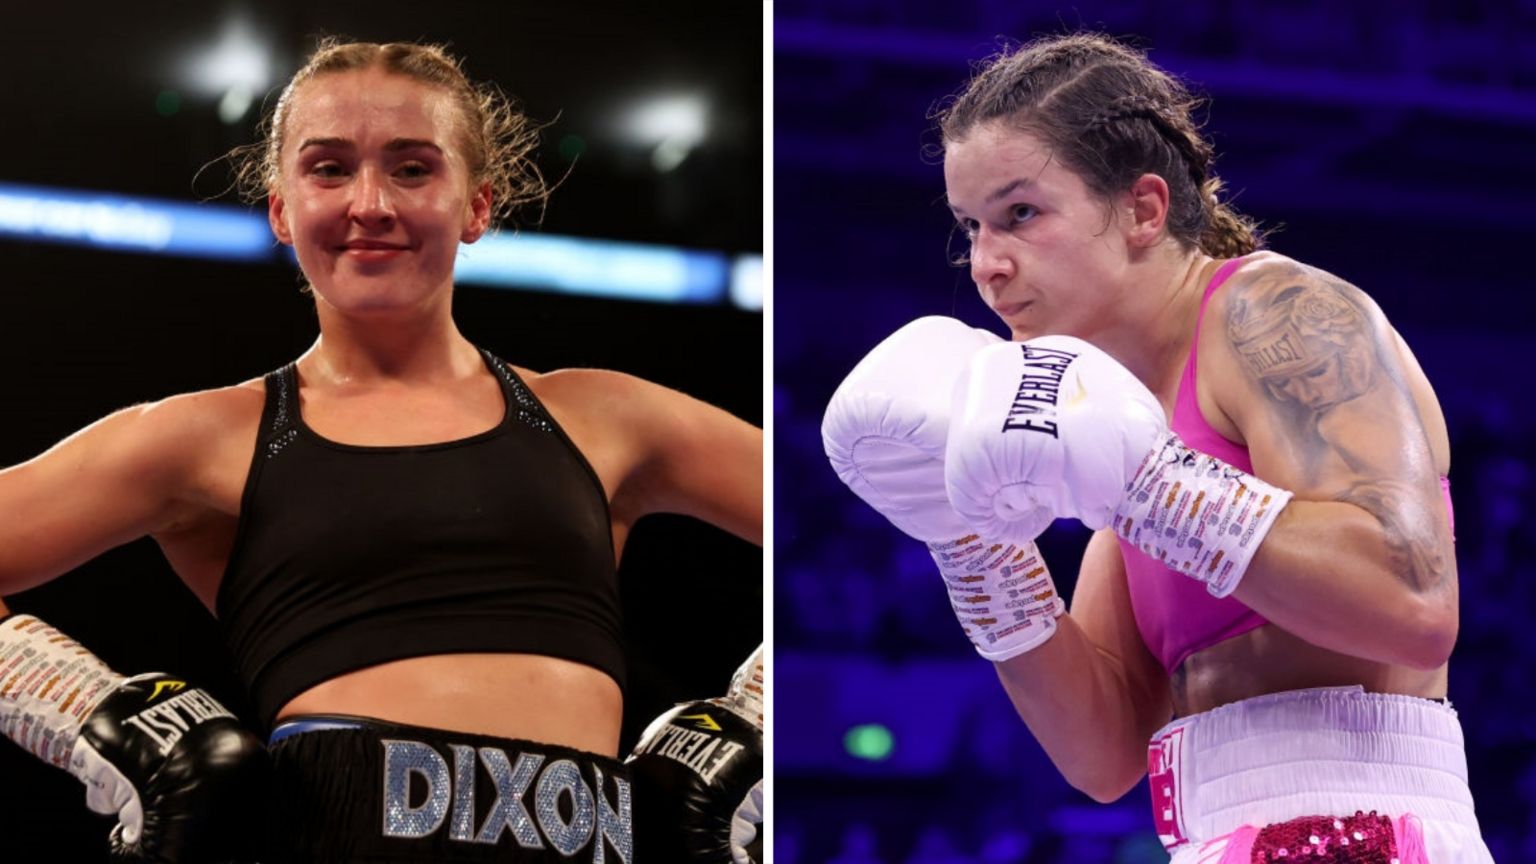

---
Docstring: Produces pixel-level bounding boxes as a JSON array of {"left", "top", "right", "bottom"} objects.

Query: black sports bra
[{"left": 216, "top": 350, "right": 623, "bottom": 729}]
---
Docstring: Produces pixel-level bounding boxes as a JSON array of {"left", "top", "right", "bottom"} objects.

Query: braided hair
[{"left": 937, "top": 33, "right": 1261, "bottom": 258}]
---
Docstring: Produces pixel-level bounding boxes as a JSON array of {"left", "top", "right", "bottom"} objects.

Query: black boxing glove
[
  {"left": 82, "top": 673, "right": 270, "bottom": 862},
  {"left": 0, "top": 615, "right": 268, "bottom": 863},
  {"left": 627, "top": 645, "right": 764, "bottom": 863}
]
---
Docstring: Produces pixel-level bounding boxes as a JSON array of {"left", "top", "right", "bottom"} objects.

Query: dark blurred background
[
  {"left": 775, "top": 2, "right": 1536, "bottom": 862},
  {"left": 0, "top": 2, "right": 761, "bottom": 857}
]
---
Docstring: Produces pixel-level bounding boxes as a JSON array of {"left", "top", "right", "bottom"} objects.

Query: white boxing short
[{"left": 1147, "top": 686, "right": 1493, "bottom": 863}]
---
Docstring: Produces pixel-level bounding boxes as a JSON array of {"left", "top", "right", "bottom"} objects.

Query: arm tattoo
[
  {"left": 1224, "top": 266, "right": 1449, "bottom": 592},
  {"left": 1226, "top": 273, "right": 1376, "bottom": 416},
  {"left": 1335, "top": 480, "right": 1451, "bottom": 592}
]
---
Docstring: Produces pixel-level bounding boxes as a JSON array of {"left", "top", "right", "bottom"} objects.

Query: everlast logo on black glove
[
  {"left": 626, "top": 701, "right": 764, "bottom": 864},
  {"left": 121, "top": 686, "right": 238, "bottom": 756},
  {"left": 629, "top": 711, "right": 749, "bottom": 785}
]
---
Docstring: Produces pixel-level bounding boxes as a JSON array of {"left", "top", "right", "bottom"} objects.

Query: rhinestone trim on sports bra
[
  {"left": 266, "top": 370, "right": 299, "bottom": 459},
  {"left": 485, "top": 353, "right": 554, "bottom": 434}
]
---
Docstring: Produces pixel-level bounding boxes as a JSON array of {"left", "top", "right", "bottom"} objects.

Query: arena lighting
[
  {"left": 843, "top": 723, "right": 895, "bottom": 761},
  {"left": 454, "top": 232, "right": 729, "bottom": 303},
  {"left": 730, "top": 255, "right": 763, "bottom": 311},
  {"left": 0, "top": 182, "right": 760, "bottom": 308},
  {"left": 623, "top": 94, "right": 708, "bottom": 172},
  {"left": 0, "top": 182, "right": 272, "bottom": 261},
  {"left": 182, "top": 16, "right": 272, "bottom": 124}
]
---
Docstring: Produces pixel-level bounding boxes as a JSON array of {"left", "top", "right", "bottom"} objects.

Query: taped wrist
[
  {"left": 1114, "top": 431, "right": 1293, "bottom": 597},
  {"left": 928, "top": 535, "right": 1064, "bottom": 662},
  {"left": 709, "top": 644, "right": 764, "bottom": 731},
  {"left": 0, "top": 614, "right": 125, "bottom": 768}
]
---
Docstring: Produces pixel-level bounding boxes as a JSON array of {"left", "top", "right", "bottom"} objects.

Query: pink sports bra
[{"left": 1118, "top": 257, "right": 1456, "bottom": 674}]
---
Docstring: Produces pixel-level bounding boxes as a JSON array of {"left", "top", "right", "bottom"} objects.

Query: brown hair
[
  {"left": 231, "top": 38, "right": 546, "bottom": 227},
  {"left": 937, "top": 33, "right": 1261, "bottom": 257}
]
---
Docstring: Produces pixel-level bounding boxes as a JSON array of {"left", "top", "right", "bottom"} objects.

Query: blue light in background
[
  {"left": 731, "top": 254, "right": 763, "bottom": 311},
  {"left": 0, "top": 181, "right": 760, "bottom": 309},
  {"left": 454, "top": 232, "right": 731, "bottom": 304},
  {"left": 0, "top": 181, "right": 273, "bottom": 262}
]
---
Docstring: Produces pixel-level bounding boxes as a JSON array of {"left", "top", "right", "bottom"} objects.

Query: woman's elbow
[
  {"left": 1399, "top": 590, "right": 1458, "bottom": 670},
  {"left": 1064, "top": 763, "right": 1144, "bottom": 805},
  {"left": 1076, "top": 783, "right": 1134, "bottom": 805}
]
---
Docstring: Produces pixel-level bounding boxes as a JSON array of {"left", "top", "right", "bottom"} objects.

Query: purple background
[{"left": 774, "top": 2, "right": 1536, "bottom": 862}]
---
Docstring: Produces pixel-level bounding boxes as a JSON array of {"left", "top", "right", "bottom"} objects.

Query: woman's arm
[
  {"left": 0, "top": 392, "right": 219, "bottom": 595},
  {"left": 993, "top": 529, "right": 1171, "bottom": 803},
  {"left": 626, "top": 379, "right": 762, "bottom": 544},
  {"left": 553, "top": 370, "right": 762, "bottom": 546},
  {"left": 1208, "top": 258, "right": 1457, "bottom": 669}
]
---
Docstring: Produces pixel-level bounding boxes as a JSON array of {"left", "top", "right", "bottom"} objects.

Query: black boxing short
[{"left": 265, "top": 715, "right": 632, "bottom": 863}]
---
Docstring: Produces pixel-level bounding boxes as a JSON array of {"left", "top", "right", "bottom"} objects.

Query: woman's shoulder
[
  {"left": 518, "top": 365, "right": 736, "bottom": 448},
  {"left": 1207, "top": 249, "right": 1388, "bottom": 334},
  {"left": 151, "top": 376, "right": 267, "bottom": 415},
  {"left": 1220, "top": 250, "right": 1374, "bottom": 300},
  {"left": 518, "top": 365, "right": 674, "bottom": 410},
  {"left": 129, "top": 377, "right": 269, "bottom": 445},
  {"left": 41, "top": 377, "right": 270, "bottom": 512},
  {"left": 1217, "top": 250, "right": 1309, "bottom": 296}
]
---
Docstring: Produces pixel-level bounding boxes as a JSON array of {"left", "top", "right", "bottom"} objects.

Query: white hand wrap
[
  {"left": 932, "top": 535, "right": 1062, "bottom": 661},
  {"left": 0, "top": 614, "right": 125, "bottom": 769},
  {"left": 1114, "top": 431, "right": 1293, "bottom": 597},
  {"left": 0, "top": 614, "right": 148, "bottom": 839},
  {"left": 711, "top": 644, "right": 764, "bottom": 730}
]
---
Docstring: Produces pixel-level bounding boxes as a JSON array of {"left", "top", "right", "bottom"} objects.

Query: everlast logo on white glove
[
  {"left": 629, "top": 712, "right": 749, "bottom": 785},
  {"left": 1000, "top": 343, "right": 1079, "bottom": 437},
  {"left": 947, "top": 334, "right": 1169, "bottom": 542},
  {"left": 381, "top": 738, "right": 632, "bottom": 862}
]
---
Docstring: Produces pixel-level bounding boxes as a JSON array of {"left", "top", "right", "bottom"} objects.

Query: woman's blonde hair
[{"left": 231, "top": 38, "right": 547, "bottom": 227}]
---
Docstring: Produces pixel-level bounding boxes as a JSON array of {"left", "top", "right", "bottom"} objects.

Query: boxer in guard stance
[{"left": 824, "top": 32, "right": 1490, "bottom": 863}]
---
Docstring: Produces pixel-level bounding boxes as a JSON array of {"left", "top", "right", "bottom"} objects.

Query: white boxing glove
[
  {"left": 946, "top": 335, "right": 1292, "bottom": 597},
  {"left": 822, "top": 316, "right": 1003, "bottom": 543},
  {"left": 823, "top": 318, "right": 1065, "bottom": 660},
  {"left": 945, "top": 336, "right": 1167, "bottom": 540}
]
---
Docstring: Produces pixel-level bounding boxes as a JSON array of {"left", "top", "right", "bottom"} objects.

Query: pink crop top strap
[{"left": 1117, "top": 258, "right": 1456, "bottom": 675}]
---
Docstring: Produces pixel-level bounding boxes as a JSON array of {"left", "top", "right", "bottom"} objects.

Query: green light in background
[
  {"left": 844, "top": 723, "right": 894, "bottom": 761},
  {"left": 558, "top": 133, "right": 587, "bottom": 161},
  {"left": 156, "top": 90, "right": 181, "bottom": 117}
]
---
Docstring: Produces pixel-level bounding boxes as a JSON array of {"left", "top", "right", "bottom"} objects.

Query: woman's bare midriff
[
  {"left": 1171, "top": 624, "right": 1448, "bottom": 718},
  {"left": 274, "top": 653, "right": 625, "bottom": 757}
]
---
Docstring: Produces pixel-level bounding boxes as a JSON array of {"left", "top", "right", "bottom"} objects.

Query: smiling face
[
  {"left": 943, "top": 121, "right": 1134, "bottom": 342},
  {"left": 268, "top": 65, "right": 491, "bottom": 317}
]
